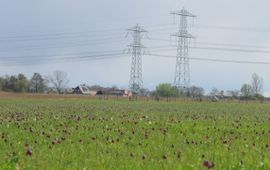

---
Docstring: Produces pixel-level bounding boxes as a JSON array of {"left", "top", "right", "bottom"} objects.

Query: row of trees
[
  {"left": 0, "top": 74, "right": 29, "bottom": 93},
  {"left": 0, "top": 70, "right": 68, "bottom": 94},
  {"left": 0, "top": 71, "right": 265, "bottom": 100},
  {"left": 152, "top": 83, "right": 204, "bottom": 99},
  {"left": 152, "top": 73, "right": 264, "bottom": 100}
]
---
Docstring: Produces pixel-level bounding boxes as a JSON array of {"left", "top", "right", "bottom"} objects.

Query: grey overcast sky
[{"left": 0, "top": 0, "right": 270, "bottom": 95}]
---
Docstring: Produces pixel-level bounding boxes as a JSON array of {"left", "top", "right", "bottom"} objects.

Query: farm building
[
  {"left": 98, "top": 89, "right": 133, "bottom": 97},
  {"left": 73, "top": 84, "right": 132, "bottom": 97},
  {"left": 72, "top": 84, "right": 97, "bottom": 95}
]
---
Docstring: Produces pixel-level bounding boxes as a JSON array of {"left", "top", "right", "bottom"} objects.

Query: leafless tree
[
  {"left": 29, "top": 73, "right": 47, "bottom": 93},
  {"left": 188, "top": 86, "right": 204, "bottom": 99},
  {"left": 139, "top": 88, "right": 150, "bottom": 97},
  {"left": 251, "top": 73, "right": 263, "bottom": 95},
  {"left": 210, "top": 88, "right": 219, "bottom": 97},
  {"left": 241, "top": 84, "right": 253, "bottom": 97},
  {"left": 226, "top": 90, "right": 240, "bottom": 99},
  {"left": 48, "top": 70, "right": 69, "bottom": 94}
]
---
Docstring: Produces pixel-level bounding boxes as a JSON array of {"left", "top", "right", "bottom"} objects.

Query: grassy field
[{"left": 0, "top": 95, "right": 270, "bottom": 170}]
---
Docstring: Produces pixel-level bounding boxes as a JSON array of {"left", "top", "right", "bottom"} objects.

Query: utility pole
[
  {"left": 126, "top": 24, "right": 147, "bottom": 94},
  {"left": 171, "top": 8, "right": 196, "bottom": 90}
]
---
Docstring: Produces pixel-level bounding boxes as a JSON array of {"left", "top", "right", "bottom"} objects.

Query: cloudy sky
[{"left": 0, "top": 0, "right": 270, "bottom": 95}]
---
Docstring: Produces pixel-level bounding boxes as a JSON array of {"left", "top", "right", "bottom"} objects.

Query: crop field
[{"left": 0, "top": 95, "right": 270, "bottom": 170}]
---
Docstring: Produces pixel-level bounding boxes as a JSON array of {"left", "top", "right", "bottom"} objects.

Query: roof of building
[{"left": 73, "top": 84, "right": 95, "bottom": 95}]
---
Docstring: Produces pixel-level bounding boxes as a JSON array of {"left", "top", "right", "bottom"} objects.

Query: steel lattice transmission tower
[
  {"left": 171, "top": 8, "right": 196, "bottom": 90},
  {"left": 126, "top": 24, "right": 148, "bottom": 94}
]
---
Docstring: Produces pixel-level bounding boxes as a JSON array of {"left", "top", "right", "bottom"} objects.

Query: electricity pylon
[
  {"left": 126, "top": 24, "right": 148, "bottom": 94},
  {"left": 171, "top": 8, "right": 196, "bottom": 90}
]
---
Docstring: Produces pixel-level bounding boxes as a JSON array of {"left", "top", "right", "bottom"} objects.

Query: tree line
[
  {"left": 0, "top": 70, "right": 68, "bottom": 94},
  {"left": 0, "top": 71, "right": 265, "bottom": 101},
  {"left": 152, "top": 73, "right": 264, "bottom": 101}
]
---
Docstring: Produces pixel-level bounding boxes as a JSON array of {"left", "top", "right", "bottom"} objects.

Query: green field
[{"left": 0, "top": 97, "right": 270, "bottom": 169}]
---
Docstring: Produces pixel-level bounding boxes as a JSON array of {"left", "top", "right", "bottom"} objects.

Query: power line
[
  {"left": 0, "top": 33, "right": 125, "bottom": 42},
  {"left": 147, "top": 43, "right": 270, "bottom": 55},
  {"left": 0, "top": 50, "right": 124, "bottom": 60},
  {"left": 149, "top": 45, "right": 270, "bottom": 54},
  {"left": 0, "top": 23, "right": 175, "bottom": 40},
  {"left": 5, "top": 38, "right": 270, "bottom": 54},
  {"left": 147, "top": 53, "right": 270, "bottom": 65},
  {"left": 196, "top": 42, "right": 270, "bottom": 49},
  {"left": 0, "top": 24, "right": 269, "bottom": 44},
  {"left": 2, "top": 44, "right": 270, "bottom": 63},
  {"left": 148, "top": 37, "right": 270, "bottom": 50},
  {"left": 195, "top": 24, "right": 270, "bottom": 33},
  {"left": 193, "top": 46, "right": 270, "bottom": 54},
  {"left": 0, "top": 27, "right": 128, "bottom": 39},
  {"left": 0, "top": 15, "right": 171, "bottom": 36},
  {"left": 147, "top": 24, "right": 270, "bottom": 33},
  {"left": 1, "top": 50, "right": 270, "bottom": 67},
  {"left": 0, "top": 38, "right": 125, "bottom": 52},
  {"left": 0, "top": 53, "right": 127, "bottom": 67},
  {"left": 1, "top": 22, "right": 270, "bottom": 41}
]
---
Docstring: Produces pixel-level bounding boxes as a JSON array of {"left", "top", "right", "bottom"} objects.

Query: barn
[{"left": 72, "top": 84, "right": 97, "bottom": 95}]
